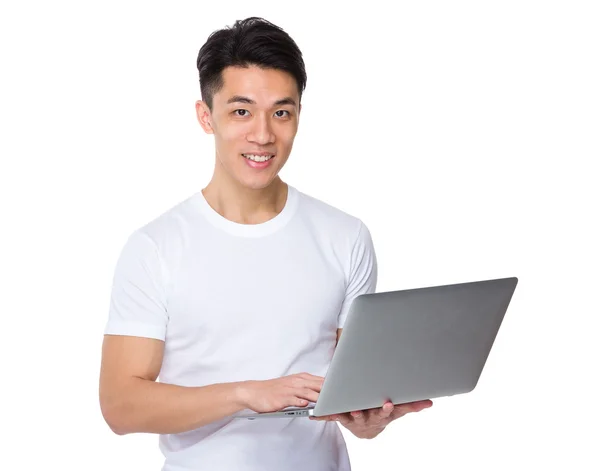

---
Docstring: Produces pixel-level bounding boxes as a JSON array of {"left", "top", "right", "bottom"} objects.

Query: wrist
[{"left": 232, "top": 380, "right": 252, "bottom": 409}]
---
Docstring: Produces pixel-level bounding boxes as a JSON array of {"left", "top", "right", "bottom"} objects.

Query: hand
[
  {"left": 237, "top": 373, "right": 324, "bottom": 413},
  {"left": 310, "top": 399, "right": 433, "bottom": 439}
]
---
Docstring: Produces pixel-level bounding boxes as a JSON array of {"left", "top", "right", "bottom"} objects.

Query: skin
[
  {"left": 309, "top": 401, "right": 433, "bottom": 439},
  {"left": 195, "top": 64, "right": 301, "bottom": 225},
  {"left": 195, "top": 64, "right": 433, "bottom": 439}
]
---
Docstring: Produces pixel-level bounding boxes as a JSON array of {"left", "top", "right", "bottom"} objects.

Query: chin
[
  {"left": 237, "top": 177, "right": 278, "bottom": 191},
  {"left": 236, "top": 166, "right": 283, "bottom": 191}
]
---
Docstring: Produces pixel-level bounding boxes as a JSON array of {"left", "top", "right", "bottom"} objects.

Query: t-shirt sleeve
[
  {"left": 104, "top": 230, "right": 169, "bottom": 341},
  {"left": 338, "top": 220, "right": 378, "bottom": 328}
]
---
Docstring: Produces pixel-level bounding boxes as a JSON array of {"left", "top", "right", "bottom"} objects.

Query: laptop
[{"left": 235, "top": 276, "right": 518, "bottom": 420}]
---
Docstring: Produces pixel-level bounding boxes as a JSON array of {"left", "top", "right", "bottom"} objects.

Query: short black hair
[{"left": 196, "top": 17, "right": 307, "bottom": 111}]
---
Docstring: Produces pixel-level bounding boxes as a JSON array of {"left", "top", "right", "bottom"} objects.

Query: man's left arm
[{"left": 314, "top": 219, "right": 433, "bottom": 439}]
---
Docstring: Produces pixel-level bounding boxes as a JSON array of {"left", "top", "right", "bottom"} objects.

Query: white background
[{"left": 1, "top": 1, "right": 599, "bottom": 470}]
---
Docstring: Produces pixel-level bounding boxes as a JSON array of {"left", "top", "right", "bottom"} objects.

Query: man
[{"left": 100, "top": 16, "right": 432, "bottom": 471}]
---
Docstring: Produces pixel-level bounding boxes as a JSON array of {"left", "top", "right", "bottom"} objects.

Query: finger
[
  {"left": 298, "top": 378, "right": 323, "bottom": 392},
  {"left": 292, "top": 397, "right": 310, "bottom": 408},
  {"left": 311, "top": 414, "right": 338, "bottom": 422},
  {"left": 310, "top": 414, "right": 335, "bottom": 422},
  {"left": 391, "top": 403, "right": 412, "bottom": 418},
  {"left": 378, "top": 401, "right": 395, "bottom": 419},
  {"left": 289, "top": 375, "right": 322, "bottom": 390},
  {"left": 299, "top": 373, "right": 325, "bottom": 383},
  {"left": 335, "top": 413, "right": 353, "bottom": 426},
  {"left": 350, "top": 410, "right": 367, "bottom": 423},
  {"left": 298, "top": 388, "right": 320, "bottom": 403},
  {"left": 405, "top": 400, "right": 433, "bottom": 412},
  {"left": 314, "top": 413, "right": 351, "bottom": 424},
  {"left": 392, "top": 400, "right": 431, "bottom": 418}
]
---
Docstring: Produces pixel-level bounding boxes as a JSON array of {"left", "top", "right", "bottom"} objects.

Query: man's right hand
[{"left": 236, "top": 373, "right": 324, "bottom": 413}]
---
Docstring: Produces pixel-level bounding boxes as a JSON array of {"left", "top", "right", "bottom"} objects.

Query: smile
[{"left": 242, "top": 154, "right": 275, "bottom": 162}]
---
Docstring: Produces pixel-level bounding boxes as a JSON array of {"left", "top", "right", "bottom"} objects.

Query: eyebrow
[{"left": 226, "top": 95, "right": 297, "bottom": 107}]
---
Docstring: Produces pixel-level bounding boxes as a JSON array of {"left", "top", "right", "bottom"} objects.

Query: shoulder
[
  {"left": 294, "top": 186, "right": 369, "bottom": 243},
  {"left": 123, "top": 192, "right": 203, "bottom": 262}
]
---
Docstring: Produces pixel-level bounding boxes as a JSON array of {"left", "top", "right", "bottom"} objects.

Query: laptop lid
[{"left": 312, "top": 277, "right": 518, "bottom": 417}]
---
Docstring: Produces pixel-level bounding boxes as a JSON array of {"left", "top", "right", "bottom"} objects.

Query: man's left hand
[{"left": 309, "top": 399, "right": 433, "bottom": 439}]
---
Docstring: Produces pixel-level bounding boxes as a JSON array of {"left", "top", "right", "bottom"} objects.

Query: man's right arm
[
  {"left": 99, "top": 335, "right": 324, "bottom": 435},
  {"left": 99, "top": 334, "right": 248, "bottom": 435}
]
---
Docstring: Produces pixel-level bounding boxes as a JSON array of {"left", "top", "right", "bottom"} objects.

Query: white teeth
[{"left": 243, "top": 154, "right": 274, "bottom": 162}]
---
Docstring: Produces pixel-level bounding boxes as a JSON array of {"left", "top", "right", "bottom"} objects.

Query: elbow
[
  {"left": 100, "top": 395, "right": 133, "bottom": 436},
  {"left": 108, "top": 423, "right": 128, "bottom": 436},
  {"left": 108, "top": 420, "right": 129, "bottom": 436}
]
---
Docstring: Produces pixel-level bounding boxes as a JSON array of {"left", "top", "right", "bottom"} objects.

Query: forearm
[{"left": 102, "top": 378, "right": 248, "bottom": 435}]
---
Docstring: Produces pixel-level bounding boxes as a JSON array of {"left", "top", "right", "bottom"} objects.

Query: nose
[{"left": 247, "top": 113, "right": 275, "bottom": 145}]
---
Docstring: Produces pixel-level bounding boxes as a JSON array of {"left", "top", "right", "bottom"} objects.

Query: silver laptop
[{"left": 235, "top": 276, "right": 518, "bottom": 420}]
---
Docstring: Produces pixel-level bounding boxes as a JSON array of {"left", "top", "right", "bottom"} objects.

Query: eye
[
  {"left": 275, "top": 110, "right": 290, "bottom": 118},
  {"left": 234, "top": 109, "right": 249, "bottom": 117}
]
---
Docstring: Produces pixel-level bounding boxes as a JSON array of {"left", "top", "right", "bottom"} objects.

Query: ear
[{"left": 195, "top": 100, "right": 214, "bottom": 135}]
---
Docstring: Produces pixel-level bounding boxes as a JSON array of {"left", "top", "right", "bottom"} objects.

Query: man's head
[{"left": 195, "top": 17, "right": 306, "bottom": 191}]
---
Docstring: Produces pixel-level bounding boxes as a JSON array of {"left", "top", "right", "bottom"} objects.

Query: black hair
[{"left": 196, "top": 17, "right": 307, "bottom": 111}]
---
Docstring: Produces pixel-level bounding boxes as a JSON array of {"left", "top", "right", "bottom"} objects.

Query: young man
[{"left": 100, "top": 17, "right": 431, "bottom": 471}]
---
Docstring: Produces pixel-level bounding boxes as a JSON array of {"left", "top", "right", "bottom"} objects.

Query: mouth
[{"left": 241, "top": 153, "right": 275, "bottom": 163}]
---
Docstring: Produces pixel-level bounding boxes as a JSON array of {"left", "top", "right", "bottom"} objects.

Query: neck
[{"left": 202, "top": 174, "right": 288, "bottom": 225}]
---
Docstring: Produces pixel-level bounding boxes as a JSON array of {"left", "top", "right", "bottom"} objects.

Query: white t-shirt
[{"left": 105, "top": 184, "right": 378, "bottom": 471}]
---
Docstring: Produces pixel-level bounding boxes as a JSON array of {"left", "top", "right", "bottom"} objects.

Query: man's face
[{"left": 196, "top": 65, "right": 301, "bottom": 190}]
